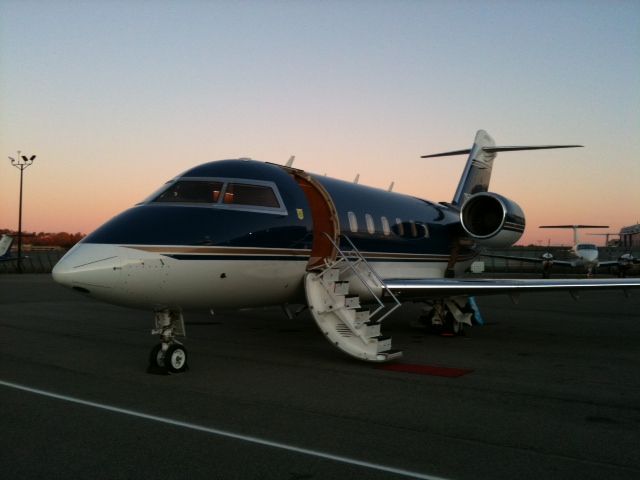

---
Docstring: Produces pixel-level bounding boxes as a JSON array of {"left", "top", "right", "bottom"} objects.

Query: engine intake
[{"left": 460, "top": 192, "right": 525, "bottom": 248}]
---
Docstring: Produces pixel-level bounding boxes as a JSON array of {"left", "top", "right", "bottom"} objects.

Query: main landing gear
[
  {"left": 419, "top": 297, "right": 480, "bottom": 336},
  {"left": 148, "top": 309, "right": 189, "bottom": 374}
]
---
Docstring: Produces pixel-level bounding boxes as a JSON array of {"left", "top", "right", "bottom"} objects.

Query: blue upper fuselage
[
  {"left": 83, "top": 160, "right": 312, "bottom": 250},
  {"left": 82, "top": 159, "right": 469, "bottom": 259}
]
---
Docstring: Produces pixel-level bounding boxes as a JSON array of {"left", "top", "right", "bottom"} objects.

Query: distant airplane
[
  {"left": 0, "top": 235, "right": 19, "bottom": 262},
  {"left": 483, "top": 225, "right": 638, "bottom": 277},
  {"left": 0, "top": 234, "right": 15, "bottom": 262},
  {"left": 52, "top": 130, "right": 640, "bottom": 373}
]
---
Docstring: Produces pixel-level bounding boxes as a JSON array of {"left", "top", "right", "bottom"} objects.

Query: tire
[
  {"left": 165, "top": 344, "right": 188, "bottom": 373},
  {"left": 148, "top": 343, "right": 165, "bottom": 368}
]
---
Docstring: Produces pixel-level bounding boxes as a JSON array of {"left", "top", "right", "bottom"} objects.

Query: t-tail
[
  {"left": 540, "top": 225, "right": 609, "bottom": 246},
  {"left": 421, "top": 130, "right": 583, "bottom": 248},
  {"left": 421, "top": 130, "right": 583, "bottom": 206}
]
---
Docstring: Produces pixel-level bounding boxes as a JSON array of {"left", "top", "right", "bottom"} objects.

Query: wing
[
  {"left": 597, "top": 260, "right": 621, "bottom": 267},
  {"left": 383, "top": 277, "right": 640, "bottom": 300},
  {"left": 480, "top": 252, "right": 575, "bottom": 267}
]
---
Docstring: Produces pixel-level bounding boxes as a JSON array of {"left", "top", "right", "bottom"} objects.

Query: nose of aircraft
[{"left": 52, "top": 244, "right": 122, "bottom": 292}]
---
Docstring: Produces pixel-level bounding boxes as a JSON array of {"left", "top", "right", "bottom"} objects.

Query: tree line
[{"left": 0, "top": 229, "right": 85, "bottom": 249}]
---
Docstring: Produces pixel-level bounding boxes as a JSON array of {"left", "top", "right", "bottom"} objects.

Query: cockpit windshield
[
  {"left": 148, "top": 177, "right": 287, "bottom": 215},
  {"left": 576, "top": 244, "right": 597, "bottom": 251},
  {"left": 155, "top": 181, "right": 223, "bottom": 203},
  {"left": 222, "top": 183, "right": 279, "bottom": 207}
]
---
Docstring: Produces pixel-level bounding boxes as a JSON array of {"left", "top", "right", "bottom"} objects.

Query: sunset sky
[{"left": 1, "top": 1, "right": 638, "bottom": 246}]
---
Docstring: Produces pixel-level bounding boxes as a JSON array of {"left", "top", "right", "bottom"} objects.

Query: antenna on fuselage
[
  {"left": 388, "top": 181, "right": 394, "bottom": 192},
  {"left": 353, "top": 174, "right": 360, "bottom": 184},
  {"left": 285, "top": 155, "right": 295, "bottom": 167}
]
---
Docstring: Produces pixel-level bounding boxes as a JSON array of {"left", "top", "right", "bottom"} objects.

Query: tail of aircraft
[
  {"left": 421, "top": 130, "right": 583, "bottom": 206},
  {"left": 540, "top": 225, "right": 609, "bottom": 246},
  {"left": 0, "top": 235, "right": 14, "bottom": 258}
]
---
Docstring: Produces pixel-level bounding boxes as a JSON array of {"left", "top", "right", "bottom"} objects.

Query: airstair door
[{"left": 288, "top": 170, "right": 340, "bottom": 270}]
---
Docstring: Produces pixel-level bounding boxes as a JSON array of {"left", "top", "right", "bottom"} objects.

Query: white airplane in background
[
  {"left": 483, "top": 225, "right": 638, "bottom": 277},
  {"left": 52, "top": 130, "right": 640, "bottom": 373},
  {"left": 0, "top": 235, "right": 17, "bottom": 262}
]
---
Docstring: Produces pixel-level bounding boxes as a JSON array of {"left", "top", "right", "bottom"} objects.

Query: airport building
[{"left": 620, "top": 223, "right": 640, "bottom": 249}]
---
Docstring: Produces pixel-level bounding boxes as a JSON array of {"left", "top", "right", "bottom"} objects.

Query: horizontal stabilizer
[
  {"left": 421, "top": 149, "right": 472, "bottom": 158},
  {"left": 540, "top": 225, "right": 609, "bottom": 229},
  {"left": 421, "top": 144, "right": 582, "bottom": 158}
]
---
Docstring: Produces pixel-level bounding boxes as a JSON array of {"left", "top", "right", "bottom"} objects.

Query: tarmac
[{"left": 1, "top": 274, "right": 639, "bottom": 480}]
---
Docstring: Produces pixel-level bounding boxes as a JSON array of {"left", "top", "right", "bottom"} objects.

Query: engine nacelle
[{"left": 460, "top": 192, "right": 525, "bottom": 248}]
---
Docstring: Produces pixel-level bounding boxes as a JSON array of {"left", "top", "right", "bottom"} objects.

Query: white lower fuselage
[{"left": 53, "top": 243, "right": 472, "bottom": 311}]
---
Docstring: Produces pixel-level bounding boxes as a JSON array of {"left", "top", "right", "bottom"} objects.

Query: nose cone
[{"left": 53, "top": 244, "right": 122, "bottom": 292}]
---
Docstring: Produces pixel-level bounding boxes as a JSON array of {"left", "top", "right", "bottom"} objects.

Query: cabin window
[
  {"left": 348, "top": 211, "right": 358, "bottom": 233},
  {"left": 381, "top": 216, "right": 390, "bottom": 236},
  {"left": 413, "top": 222, "right": 429, "bottom": 238},
  {"left": 395, "top": 218, "right": 404, "bottom": 237},
  {"left": 365, "top": 214, "right": 375, "bottom": 234},
  {"left": 410, "top": 221, "right": 418, "bottom": 238},
  {"left": 154, "top": 180, "right": 223, "bottom": 204},
  {"left": 223, "top": 183, "right": 280, "bottom": 208}
]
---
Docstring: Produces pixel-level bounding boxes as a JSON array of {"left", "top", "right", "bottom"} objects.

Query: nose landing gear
[{"left": 148, "top": 309, "right": 189, "bottom": 374}]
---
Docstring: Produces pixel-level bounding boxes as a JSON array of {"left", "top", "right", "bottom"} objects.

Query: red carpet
[{"left": 378, "top": 363, "right": 473, "bottom": 377}]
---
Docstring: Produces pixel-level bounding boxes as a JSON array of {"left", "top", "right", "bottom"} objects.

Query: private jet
[{"left": 52, "top": 130, "right": 640, "bottom": 373}]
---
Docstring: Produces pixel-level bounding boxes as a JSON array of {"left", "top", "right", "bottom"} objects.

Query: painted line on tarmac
[{"left": 0, "top": 379, "right": 449, "bottom": 480}]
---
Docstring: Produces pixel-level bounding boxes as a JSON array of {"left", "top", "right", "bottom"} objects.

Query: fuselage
[
  {"left": 572, "top": 243, "right": 599, "bottom": 269},
  {"left": 53, "top": 159, "right": 476, "bottom": 310}
]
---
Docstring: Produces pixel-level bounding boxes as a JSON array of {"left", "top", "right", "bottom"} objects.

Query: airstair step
[
  {"left": 322, "top": 268, "right": 340, "bottom": 283},
  {"left": 379, "top": 349, "right": 403, "bottom": 361},
  {"left": 375, "top": 335, "right": 392, "bottom": 353},
  {"left": 333, "top": 280, "right": 350, "bottom": 296},
  {"left": 364, "top": 322, "right": 380, "bottom": 337},
  {"left": 345, "top": 295, "right": 361, "bottom": 309}
]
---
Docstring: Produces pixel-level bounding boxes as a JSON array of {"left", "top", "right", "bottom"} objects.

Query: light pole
[{"left": 8, "top": 151, "right": 36, "bottom": 273}]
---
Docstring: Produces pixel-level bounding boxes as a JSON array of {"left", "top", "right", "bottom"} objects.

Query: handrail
[{"left": 321, "top": 233, "right": 401, "bottom": 322}]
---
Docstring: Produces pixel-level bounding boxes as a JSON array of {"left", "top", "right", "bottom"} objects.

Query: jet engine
[{"left": 460, "top": 192, "right": 525, "bottom": 248}]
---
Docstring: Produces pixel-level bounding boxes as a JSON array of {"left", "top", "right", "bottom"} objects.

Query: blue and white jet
[{"left": 52, "top": 130, "right": 640, "bottom": 372}]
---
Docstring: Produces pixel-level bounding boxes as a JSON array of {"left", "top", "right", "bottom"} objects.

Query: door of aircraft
[{"left": 287, "top": 169, "right": 340, "bottom": 270}]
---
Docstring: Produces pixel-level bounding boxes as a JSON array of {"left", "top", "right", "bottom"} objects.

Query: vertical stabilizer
[
  {"left": 421, "top": 130, "right": 497, "bottom": 206},
  {"left": 0, "top": 235, "right": 14, "bottom": 258},
  {"left": 451, "top": 130, "right": 496, "bottom": 206}
]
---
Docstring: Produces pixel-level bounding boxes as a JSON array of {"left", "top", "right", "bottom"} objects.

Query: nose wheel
[
  {"left": 148, "top": 342, "right": 188, "bottom": 373},
  {"left": 148, "top": 309, "right": 189, "bottom": 374}
]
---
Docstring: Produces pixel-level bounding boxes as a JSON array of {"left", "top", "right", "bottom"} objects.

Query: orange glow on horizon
[{"left": 2, "top": 154, "right": 636, "bottom": 249}]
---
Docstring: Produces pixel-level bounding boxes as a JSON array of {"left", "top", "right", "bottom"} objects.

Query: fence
[{"left": 0, "top": 251, "right": 67, "bottom": 274}]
